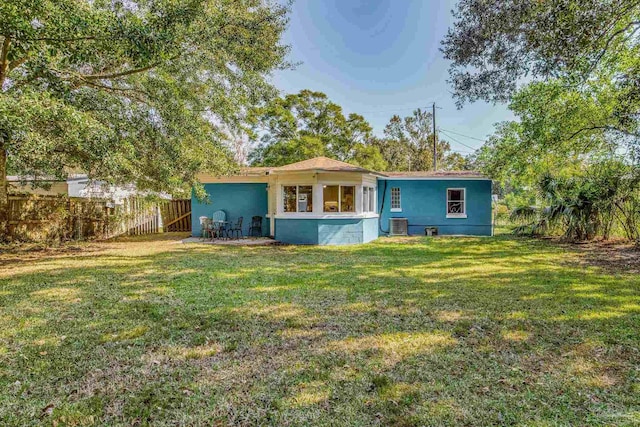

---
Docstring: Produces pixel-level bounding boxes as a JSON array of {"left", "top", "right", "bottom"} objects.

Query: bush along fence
[{"left": 3, "top": 195, "right": 191, "bottom": 242}]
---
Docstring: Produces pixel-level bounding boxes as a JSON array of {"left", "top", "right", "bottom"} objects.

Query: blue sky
[{"left": 271, "top": 0, "right": 514, "bottom": 154}]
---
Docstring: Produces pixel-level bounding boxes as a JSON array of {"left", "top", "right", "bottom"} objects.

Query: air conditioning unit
[{"left": 389, "top": 218, "right": 408, "bottom": 236}]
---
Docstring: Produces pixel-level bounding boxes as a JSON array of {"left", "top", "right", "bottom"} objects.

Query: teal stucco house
[{"left": 192, "top": 157, "right": 493, "bottom": 245}]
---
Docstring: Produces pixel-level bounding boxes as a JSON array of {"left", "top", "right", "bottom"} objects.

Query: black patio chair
[
  {"left": 211, "top": 221, "right": 227, "bottom": 240},
  {"left": 228, "top": 216, "right": 243, "bottom": 239},
  {"left": 249, "top": 216, "right": 263, "bottom": 237}
]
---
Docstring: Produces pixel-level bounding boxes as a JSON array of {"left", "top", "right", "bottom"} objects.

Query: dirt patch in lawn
[
  {"left": 0, "top": 232, "right": 189, "bottom": 265},
  {"left": 0, "top": 241, "right": 110, "bottom": 265},
  {"left": 565, "top": 239, "right": 640, "bottom": 274}
]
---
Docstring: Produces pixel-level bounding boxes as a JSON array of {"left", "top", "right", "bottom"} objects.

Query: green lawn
[{"left": 1, "top": 233, "right": 639, "bottom": 426}]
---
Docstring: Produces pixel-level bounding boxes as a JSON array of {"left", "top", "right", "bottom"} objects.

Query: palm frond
[{"left": 510, "top": 205, "right": 539, "bottom": 223}]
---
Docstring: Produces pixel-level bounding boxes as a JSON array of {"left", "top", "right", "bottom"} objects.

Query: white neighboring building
[{"left": 8, "top": 174, "right": 170, "bottom": 204}]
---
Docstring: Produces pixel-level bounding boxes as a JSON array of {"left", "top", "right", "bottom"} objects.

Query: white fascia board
[{"left": 377, "top": 176, "right": 491, "bottom": 181}]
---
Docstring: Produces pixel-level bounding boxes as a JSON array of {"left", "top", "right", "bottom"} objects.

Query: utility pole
[{"left": 432, "top": 102, "right": 437, "bottom": 171}]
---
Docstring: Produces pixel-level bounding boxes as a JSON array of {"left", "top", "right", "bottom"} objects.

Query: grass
[{"left": 0, "top": 232, "right": 639, "bottom": 426}]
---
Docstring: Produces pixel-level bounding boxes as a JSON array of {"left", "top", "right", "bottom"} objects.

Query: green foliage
[
  {"left": 248, "top": 90, "right": 387, "bottom": 170},
  {"left": 249, "top": 135, "right": 326, "bottom": 167},
  {"left": 510, "top": 161, "right": 640, "bottom": 241},
  {"left": 0, "top": 0, "right": 292, "bottom": 196},
  {"left": 509, "top": 206, "right": 538, "bottom": 224},
  {"left": 444, "top": 0, "right": 640, "bottom": 161},
  {"left": 377, "top": 109, "right": 469, "bottom": 171},
  {"left": 442, "top": 0, "right": 640, "bottom": 104},
  {"left": 248, "top": 94, "right": 468, "bottom": 172},
  {"left": 503, "top": 191, "right": 536, "bottom": 211},
  {"left": 470, "top": 72, "right": 640, "bottom": 243}
]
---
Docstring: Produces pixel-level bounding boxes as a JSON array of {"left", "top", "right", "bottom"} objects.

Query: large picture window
[
  {"left": 323, "top": 185, "right": 355, "bottom": 212},
  {"left": 390, "top": 187, "right": 401, "bottom": 211},
  {"left": 447, "top": 188, "right": 466, "bottom": 216},
  {"left": 283, "top": 185, "right": 313, "bottom": 213}
]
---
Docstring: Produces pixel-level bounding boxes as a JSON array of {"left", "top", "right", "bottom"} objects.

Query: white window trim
[
  {"left": 274, "top": 213, "right": 379, "bottom": 220},
  {"left": 282, "top": 185, "right": 313, "bottom": 214},
  {"left": 390, "top": 187, "right": 402, "bottom": 212},
  {"left": 446, "top": 187, "right": 467, "bottom": 218},
  {"left": 362, "top": 186, "right": 377, "bottom": 213},
  {"left": 370, "top": 186, "right": 376, "bottom": 212}
]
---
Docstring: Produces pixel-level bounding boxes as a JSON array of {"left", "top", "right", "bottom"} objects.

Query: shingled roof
[
  {"left": 271, "top": 156, "right": 374, "bottom": 173},
  {"left": 236, "top": 157, "right": 487, "bottom": 178},
  {"left": 238, "top": 157, "right": 376, "bottom": 174},
  {"left": 383, "top": 170, "right": 486, "bottom": 178}
]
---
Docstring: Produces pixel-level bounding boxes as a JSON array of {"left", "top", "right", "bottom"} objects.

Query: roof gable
[
  {"left": 271, "top": 156, "right": 373, "bottom": 173},
  {"left": 228, "top": 157, "right": 488, "bottom": 179}
]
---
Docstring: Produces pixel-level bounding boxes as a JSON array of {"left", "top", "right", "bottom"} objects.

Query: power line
[
  {"left": 439, "top": 130, "right": 480, "bottom": 152},
  {"left": 449, "top": 148, "right": 475, "bottom": 154},
  {"left": 357, "top": 105, "right": 435, "bottom": 115},
  {"left": 439, "top": 130, "right": 478, "bottom": 151},
  {"left": 438, "top": 128, "right": 487, "bottom": 142}
]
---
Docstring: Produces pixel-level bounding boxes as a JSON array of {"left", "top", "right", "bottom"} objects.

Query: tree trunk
[
  {"left": 0, "top": 147, "right": 8, "bottom": 241},
  {"left": 0, "top": 37, "right": 9, "bottom": 240}
]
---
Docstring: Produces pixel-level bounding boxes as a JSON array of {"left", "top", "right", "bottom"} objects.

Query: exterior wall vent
[{"left": 389, "top": 218, "right": 408, "bottom": 236}]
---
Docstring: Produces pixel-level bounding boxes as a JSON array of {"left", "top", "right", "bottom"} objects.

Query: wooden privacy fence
[
  {"left": 7, "top": 195, "right": 108, "bottom": 241},
  {"left": 160, "top": 199, "right": 191, "bottom": 232},
  {"left": 5, "top": 194, "right": 165, "bottom": 242},
  {"left": 119, "top": 197, "right": 162, "bottom": 237}
]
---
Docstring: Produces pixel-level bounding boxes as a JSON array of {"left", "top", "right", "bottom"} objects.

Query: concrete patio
[{"left": 181, "top": 237, "right": 281, "bottom": 246}]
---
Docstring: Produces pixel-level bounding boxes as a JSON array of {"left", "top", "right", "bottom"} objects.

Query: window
[
  {"left": 447, "top": 188, "right": 466, "bottom": 216},
  {"left": 363, "top": 187, "right": 369, "bottom": 213},
  {"left": 369, "top": 187, "right": 376, "bottom": 212},
  {"left": 341, "top": 186, "right": 355, "bottom": 212},
  {"left": 283, "top": 185, "right": 313, "bottom": 213},
  {"left": 369, "top": 187, "right": 378, "bottom": 212},
  {"left": 323, "top": 185, "right": 355, "bottom": 212},
  {"left": 298, "top": 186, "right": 313, "bottom": 212},
  {"left": 283, "top": 186, "right": 296, "bottom": 212},
  {"left": 323, "top": 185, "right": 338, "bottom": 212},
  {"left": 390, "top": 187, "right": 401, "bottom": 211},
  {"left": 363, "top": 186, "right": 376, "bottom": 213}
]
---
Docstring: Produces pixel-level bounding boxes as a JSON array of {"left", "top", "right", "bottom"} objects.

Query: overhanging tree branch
[
  {"left": 24, "top": 36, "right": 100, "bottom": 42},
  {"left": 8, "top": 57, "right": 27, "bottom": 72},
  {"left": 80, "top": 80, "right": 151, "bottom": 104},
  {"left": 565, "top": 124, "right": 640, "bottom": 141},
  {"left": 586, "top": 20, "right": 640, "bottom": 76},
  {"left": 81, "top": 62, "right": 161, "bottom": 81}
]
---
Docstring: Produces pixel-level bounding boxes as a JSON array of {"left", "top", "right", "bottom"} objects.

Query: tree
[
  {"left": 248, "top": 135, "right": 327, "bottom": 167},
  {"left": 370, "top": 136, "right": 413, "bottom": 171},
  {"left": 0, "top": 0, "right": 291, "bottom": 235},
  {"left": 444, "top": 0, "right": 640, "bottom": 241},
  {"left": 442, "top": 0, "right": 640, "bottom": 103},
  {"left": 378, "top": 109, "right": 468, "bottom": 171},
  {"left": 248, "top": 90, "right": 387, "bottom": 170},
  {"left": 472, "top": 78, "right": 640, "bottom": 242},
  {"left": 471, "top": 75, "right": 637, "bottom": 187},
  {"left": 509, "top": 162, "right": 640, "bottom": 242},
  {"left": 442, "top": 0, "right": 640, "bottom": 153}
]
